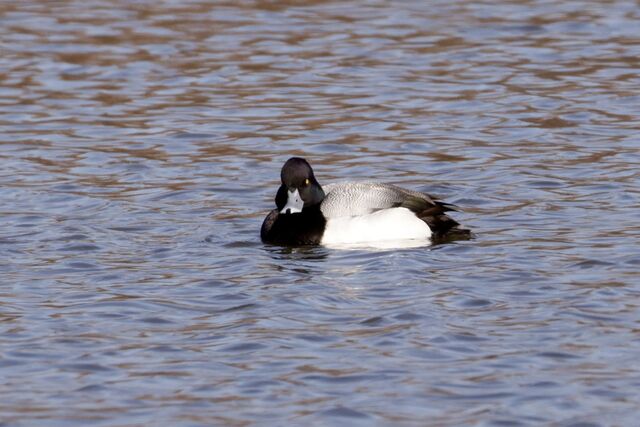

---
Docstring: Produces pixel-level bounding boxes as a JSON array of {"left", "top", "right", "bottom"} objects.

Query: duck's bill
[{"left": 280, "top": 188, "right": 304, "bottom": 214}]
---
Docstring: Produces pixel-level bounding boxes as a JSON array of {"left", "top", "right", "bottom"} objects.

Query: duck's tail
[{"left": 397, "top": 193, "right": 472, "bottom": 244}]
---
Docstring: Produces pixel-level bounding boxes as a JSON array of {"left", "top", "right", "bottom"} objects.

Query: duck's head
[{"left": 275, "top": 157, "right": 325, "bottom": 214}]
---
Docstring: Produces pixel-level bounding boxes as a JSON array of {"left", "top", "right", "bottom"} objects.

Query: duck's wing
[
  {"left": 321, "top": 182, "right": 465, "bottom": 237},
  {"left": 321, "top": 182, "right": 447, "bottom": 217}
]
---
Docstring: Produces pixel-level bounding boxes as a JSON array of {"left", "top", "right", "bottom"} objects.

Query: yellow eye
[{"left": 304, "top": 178, "right": 310, "bottom": 186}]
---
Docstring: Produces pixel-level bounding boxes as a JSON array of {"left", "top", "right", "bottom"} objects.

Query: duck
[{"left": 261, "top": 157, "right": 470, "bottom": 247}]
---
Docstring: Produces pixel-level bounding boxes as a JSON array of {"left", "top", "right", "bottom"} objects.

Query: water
[{"left": 1, "top": 0, "right": 639, "bottom": 425}]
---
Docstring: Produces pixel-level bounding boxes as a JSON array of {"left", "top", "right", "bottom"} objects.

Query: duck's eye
[{"left": 304, "top": 178, "right": 310, "bottom": 186}]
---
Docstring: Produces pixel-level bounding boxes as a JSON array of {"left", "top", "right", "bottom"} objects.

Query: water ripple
[{"left": 1, "top": 0, "right": 640, "bottom": 425}]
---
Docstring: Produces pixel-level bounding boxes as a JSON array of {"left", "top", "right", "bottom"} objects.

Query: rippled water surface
[{"left": 2, "top": 0, "right": 640, "bottom": 425}]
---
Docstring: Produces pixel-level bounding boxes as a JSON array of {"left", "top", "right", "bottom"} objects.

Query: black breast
[{"left": 260, "top": 208, "right": 326, "bottom": 246}]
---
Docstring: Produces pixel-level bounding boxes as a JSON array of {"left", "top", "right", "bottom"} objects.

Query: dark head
[{"left": 275, "top": 157, "right": 325, "bottom": 214}]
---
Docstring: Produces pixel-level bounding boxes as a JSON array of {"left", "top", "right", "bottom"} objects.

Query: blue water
[{"left": 1, "top": 1, "right": 639, "bottom": 425}]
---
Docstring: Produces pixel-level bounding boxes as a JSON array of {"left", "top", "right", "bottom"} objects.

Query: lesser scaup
[{"left": 261, "top": 157, "right": 470, "bottom": 246}]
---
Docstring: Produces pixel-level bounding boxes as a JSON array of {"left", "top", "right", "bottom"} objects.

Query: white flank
[{"left": 320, "top": 207, "right": 432, "bottom": 246}]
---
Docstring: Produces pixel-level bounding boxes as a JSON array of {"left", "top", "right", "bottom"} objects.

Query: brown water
[{"left": 2, "top": 1, "right": 640, "bottom": 425}]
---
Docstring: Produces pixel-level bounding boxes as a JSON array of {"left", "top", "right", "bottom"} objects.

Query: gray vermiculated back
[{"left": 320, "top": 182, "right": 436, "bottom": 218}]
